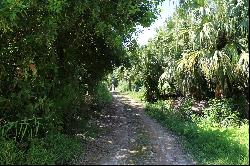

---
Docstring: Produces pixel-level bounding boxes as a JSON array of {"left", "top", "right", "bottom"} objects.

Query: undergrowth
[
  {"left": 0, "top": 133, "right": 82, "bottom": 165},
  {"left": 0, "top": 81, "right": 111, "bottom": 164}
]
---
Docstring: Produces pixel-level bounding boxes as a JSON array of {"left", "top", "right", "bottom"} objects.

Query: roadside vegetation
[
  {"left": 120, "top": 86, "right": 249, "bottom": 165},
  {"left": 144, "top": 99, "right": 249, "bottom": 165}
]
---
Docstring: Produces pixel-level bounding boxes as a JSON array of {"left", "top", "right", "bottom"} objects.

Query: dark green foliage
[
  {"left": 26, "top": 133, "right": 82, "bottom": 165},
  {"left": 204, "top": 98, "right": 246, "bottom": 127},
  {"left": 26, "top": 142, "right": 56, "bottom": 165},
  {"left": 144, "top": 55, "right": 164, "bottom": 102},
  {"left": 0, "top": 0, "right": 162, "bottom": 133},
  {"left": 0, "top": 117, "right": 43, "bottom": 142},
  {"left": 0, "top": 0, "right": 163, "bottom": 164},
  {"left": 179, "top": 98, "right": 195, "bottom": 119}
]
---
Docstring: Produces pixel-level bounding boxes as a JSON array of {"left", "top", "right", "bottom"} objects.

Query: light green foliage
[
  {"left": 117, "top": 80, "right": 131, "bottom": 92},
  {"left": 122, "top": 0, "right": 249, "bottom": 101},
  {"left": 168, "top": 0, "right": 249, "bottom": 98},
  {"left": 124, "top": 86, "right": 147, "bottom": 102}
]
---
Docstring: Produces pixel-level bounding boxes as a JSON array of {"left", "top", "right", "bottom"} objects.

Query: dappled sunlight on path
[{"left": 73, "top": 91, "right": 196, "bottom": 165}]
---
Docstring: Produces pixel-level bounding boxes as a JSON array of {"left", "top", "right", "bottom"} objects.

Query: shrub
[{"left": 179, "top": 98, "right": 195, "bottom": 119}]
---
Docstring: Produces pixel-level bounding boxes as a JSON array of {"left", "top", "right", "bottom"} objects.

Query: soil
[{"left": 73, "top": 92, "right": 196, "bottom": 165}]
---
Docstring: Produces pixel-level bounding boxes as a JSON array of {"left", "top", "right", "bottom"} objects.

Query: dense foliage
[
  {"left": 0, "top": 0, "right": 248, "bottom": 164},
  {"left": 0, "top": 0, "right": 163, "bottom": 164}
]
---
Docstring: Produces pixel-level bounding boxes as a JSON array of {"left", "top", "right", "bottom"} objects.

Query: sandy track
[{"left": 73, "top": 92, "right": 196, "bottom": 165}]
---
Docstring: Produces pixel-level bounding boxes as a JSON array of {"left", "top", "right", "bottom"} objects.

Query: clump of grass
[
  {"left": 0, "top": 138, "right": 25, "bottom": 165},
  {"left": 26, "top": 133, "right": 83, "bottom": 164}
]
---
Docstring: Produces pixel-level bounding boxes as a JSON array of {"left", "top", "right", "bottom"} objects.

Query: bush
[
  {"left": 26, "top": 140, "right": 55, "bottom": 165},
  {"left": 117, "top": 80, "right": 130, "bottom": 92},
  {"left": 204, "top": 98, "right": 243, "bottom": 127},
  {"left": 179, "top": 98, "right": 195, "bottom": 119},
  {"left": 0, "top": 132, "right": 82, "bottom": 165}
]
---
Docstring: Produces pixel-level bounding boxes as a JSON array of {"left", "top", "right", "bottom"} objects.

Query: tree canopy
[{"left": 0, "top": 0, "right": 163, "bottom": 139}]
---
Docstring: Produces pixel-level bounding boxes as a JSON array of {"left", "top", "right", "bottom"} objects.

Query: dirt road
[{"left": 74, "top": 92, "right": 196, "bottom": 165}]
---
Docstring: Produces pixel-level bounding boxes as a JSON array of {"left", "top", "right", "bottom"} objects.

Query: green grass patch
[
  {"left": 26, "top": 133, "right": 82, "bottom": 164},
  {"left": 0, "top": 132, "right": 83, "bottom": 165},
  {"left": 0, "top": 138, "right": 25, "bottom": 165},
  {"left": 145, "top": 100, "right": 249, "bottom": 165}
]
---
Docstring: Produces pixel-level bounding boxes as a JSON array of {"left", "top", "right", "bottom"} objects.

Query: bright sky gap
[{"left": 136, "top": 0, "right": 179, "bottom": 46}]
